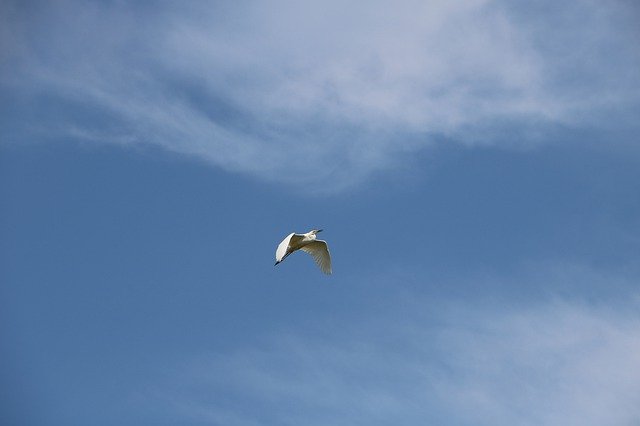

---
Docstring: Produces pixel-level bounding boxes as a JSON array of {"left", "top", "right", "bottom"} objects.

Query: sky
[{"left": 1, "top": 0, "right": 640, "bottom": 425}]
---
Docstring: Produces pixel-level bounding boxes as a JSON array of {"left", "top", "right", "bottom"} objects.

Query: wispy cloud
[
  {"left": 154, "top": 266, "right": 640, "bottom": 425},
  {"left": 3, "top": 0, "right": 639, "bottom": 190},
  {"left": 164, "top": 303, "right": 640, "bottom": 426}
]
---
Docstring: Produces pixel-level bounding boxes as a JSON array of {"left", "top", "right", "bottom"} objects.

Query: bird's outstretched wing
[
  {"left": 300, "top": 240, "right": 332, "bottom": 274},
  {"left": 275, "top": 233, "right": 304, "bottom": 262}
]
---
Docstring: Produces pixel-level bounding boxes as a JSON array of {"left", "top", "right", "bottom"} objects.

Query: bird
[{"left": 274, "top": 229, "right": 332, "bottom": 274}]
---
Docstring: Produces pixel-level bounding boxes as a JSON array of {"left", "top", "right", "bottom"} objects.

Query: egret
[{"left": 274, "top": 229, "right": 332, "bottom": 274}]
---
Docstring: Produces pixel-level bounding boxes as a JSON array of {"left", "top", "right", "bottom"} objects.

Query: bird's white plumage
[
  {"left": 274, "top": 229, "right": 332, "bottom": 274},
  {"left": 275, "top": 233, "right": 304, "bottom": 262},
  {"left": 300, "top": 240, "right": 332, "bottom": 274},
  {"left": 275, "top": 233, "right": 295, "bottom": 262}
]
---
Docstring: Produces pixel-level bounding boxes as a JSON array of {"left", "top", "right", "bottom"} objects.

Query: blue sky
[{"left": 1, "top": 1, "right": 640, "bottom": 425}]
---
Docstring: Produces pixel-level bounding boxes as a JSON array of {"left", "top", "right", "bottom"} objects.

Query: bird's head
[{"left": 311, "top": 229, "right": 323, "bottom": 234}]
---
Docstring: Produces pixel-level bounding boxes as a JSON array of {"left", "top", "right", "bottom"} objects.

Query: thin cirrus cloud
[
  {"left": 3, "top": 0, "right": 639, "bottom": 190},
  {"left": 159, "top": 289, "right": 640, "bottom": 425}
]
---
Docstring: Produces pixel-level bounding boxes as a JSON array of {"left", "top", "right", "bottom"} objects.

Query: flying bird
[{"left": 274, "top": 229, "right": 332, "bottom": 274}]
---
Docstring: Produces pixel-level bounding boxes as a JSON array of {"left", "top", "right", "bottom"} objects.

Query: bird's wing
[
  {"left": 275, "top": 233, "right": 305, "bottom": 262},
  {"left": 275, "top": 233, "right": 294, "bottom": 262},
  {"left": 300, "top": 240, "right": 332, "bottom": 274}
]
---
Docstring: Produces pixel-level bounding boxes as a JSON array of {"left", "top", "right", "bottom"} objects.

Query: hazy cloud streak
[
  {"left": 164, "top": 296, "right": 640, "bottom": 425},
  {"left": 3, "top": 0, "right": 639, "bottom": 190}
]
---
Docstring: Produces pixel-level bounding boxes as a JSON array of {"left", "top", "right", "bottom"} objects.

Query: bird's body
[{"left": 275, "top": 229, "right": 332, "bottom": 274}]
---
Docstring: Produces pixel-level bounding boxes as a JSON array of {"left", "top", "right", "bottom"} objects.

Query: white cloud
[
  {"left": 434, "top": 303, "right": 640, "bottom": 426},
  {"left": 160, "top": 297, "right": 640, "bottom": 426},
  {"left": 149, "top": 262, "right": 640, "bottom": 425},
  {"left": 4, "top": 0, "right": 640, "bottom": 190}
]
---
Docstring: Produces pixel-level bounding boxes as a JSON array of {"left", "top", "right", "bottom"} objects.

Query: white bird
[{"left": 275, "top": 229, "right": 332, "bottom": 274}]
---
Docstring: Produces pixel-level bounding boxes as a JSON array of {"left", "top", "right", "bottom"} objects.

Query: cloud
[
  {"left": 162, "top": 301, "right": 640, "bottom": 426},
  {"left": 3, "top": 0, "right": 639, "bottom": 190},
  {"left": 153, "top": 265, "right": 640, "bottom": 425}
]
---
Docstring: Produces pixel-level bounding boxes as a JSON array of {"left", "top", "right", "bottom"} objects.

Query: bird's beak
[{"left": 317, "top": 229, "right": 323, "bottom": 233}]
